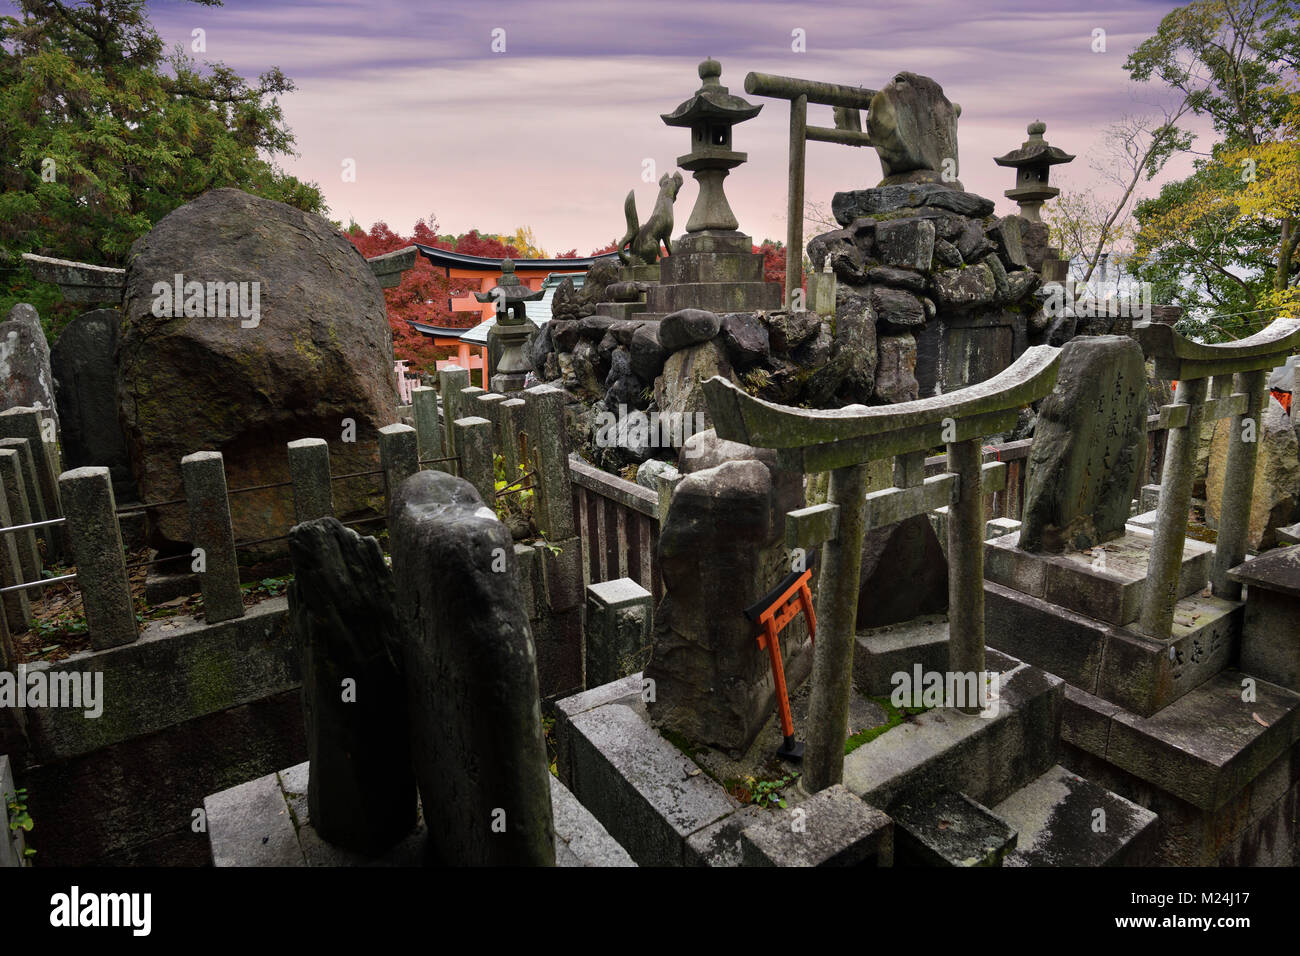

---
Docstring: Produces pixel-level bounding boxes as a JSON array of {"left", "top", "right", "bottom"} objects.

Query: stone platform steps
[
  {"left": 993, "top": 764, "right": 1158, "bottom": 866},
  {"left": 552, "top": 649, "right": 1152, "bottom": 866},
  {"left": 203, "top": 760, "right": 635, "bottom": 867},
  {"left": 1060, "top": 672, "right": 1300, "bottom": 865}
]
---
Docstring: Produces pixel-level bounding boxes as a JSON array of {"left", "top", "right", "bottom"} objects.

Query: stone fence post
[
  {"left": 182, "top": 451, "right": 245, "bottom": 624},
  {"left": 60, "top": 466, "right": 136, "bottom": 648},
  {"left": 438, "top": 366, "right": 470, "bottom": 460},
  {"left": 378, "top": 424, "right": 419, "bottom": 519},
  {"left": 287, "top": 438, "right": 333, "bottom": 523},
  {"left": 453, "top": 417, "right": 495, "bottom": 505}
]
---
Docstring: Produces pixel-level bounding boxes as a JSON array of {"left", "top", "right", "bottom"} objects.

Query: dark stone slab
[
  {"left": 891, "top": 789, "right": 1018, "bottom": 866},
  {"left": 390, "top": 469, "right": 554, "bottom": 865},
  {"left": 832, "top": 184, "right": 994, "bottom": 224},
  {"left": 856, "top": 514, "right": 948, "bottom": 628},
  {"left": 287, "top": 517, "right": 416, "bottom": 855}
]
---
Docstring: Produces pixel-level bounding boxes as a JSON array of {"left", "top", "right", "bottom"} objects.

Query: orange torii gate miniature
[{"left": 745, "top": 558, "right": 817, "bottom": 761}]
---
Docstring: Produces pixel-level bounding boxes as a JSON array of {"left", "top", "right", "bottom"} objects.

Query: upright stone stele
[
  {"left": 59, "top": 466, "right": 136, "bottom": 649},
  {"left": 287, "top": 517, "right": 417, "bottom": 854},
  {"left": 452, "top": 417, "right": 495, "bottom": 506},
  {"left": 390, "top": 469, "right": 554, "bottom": 865},
  {"left": 1209, "top": 368, "right": 1268, "bottom": 598},
  {"left": 181, "top": 451, "right": 244, "bottom": 624},
  {"left": 1019, "top": 336, "right": 1147, "bottom": 553}
]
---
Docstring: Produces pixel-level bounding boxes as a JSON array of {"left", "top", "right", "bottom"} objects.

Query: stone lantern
[
  {"left": 661, "top": 58, "right": 762, "bottom": 234},
  {"left": 994, "top": 121, "right": 1075, "bottom": 222},
  {"left": 476, "top": 259, "right": 543, "bottom": 393}
]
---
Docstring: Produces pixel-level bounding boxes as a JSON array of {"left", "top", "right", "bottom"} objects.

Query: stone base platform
[
  {"left": 986, "top": 577, "right": 1242, "bottom": 717},
  {"left": 985, "top": 527, "right": 1213, "bottom": 627},
  {"left": 553, "top": 650, "right": 1152, "bottom": 866},
  {"left": 1060, "top": 672, "right": 1300, "bottom": 865},
  {"left": 204, "top": 761, "right": 634, "bottom": 867}
]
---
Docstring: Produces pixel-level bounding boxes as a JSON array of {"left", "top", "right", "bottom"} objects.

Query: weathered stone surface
[
  {"left": 629, "top": 323, "right": 667, "bottom": 381},
  {"left": 658, "top": 308, "right": 720, "bottom": 353},
  {"left": 654, "top": 339, "right": 733, "bottom": 427},
  {"left": 806, "top": 228, "right": 866, "bottom": 282},
  {"left": 1207, "top": 396, "right": 1300, "bottom": 550},
  {"left": 549, "top": 319, "right": 580, "bottom": 353},
  {"left": 870, "top": 285, "right": 927, "bottom": 329},
  {"left": 805, "top": 289, "right": 877, "bottom": 407},
  {"left": 578, "top": 314, "right": 615, "bottom": 340},
  {"left": 856, "top": 514, "right": 948, "bottom": 628},
  {"left": 117, "top": 188, "right": 396, "bottom": 553},
  {"left": 875, "top": 218, "right": 935, "bottom": 271},
  {"left": 51, "top": 309, "right": 132, "bottom": 494},
  {"left": 742, "top": 785, "right": 893, "bottom": 866},
  {"left": 0, "top": 304, "right": 56, "bottom": 426},
  {"left": 1021, "top": 336, "right": 1147, "bottom": 553},
  {"left": 645, "top": 446, "right": 809, "bottom": 753},
  {"left": 987, "top": 217, "right": 1027, "bottom": 269},
  {"left": 527, "top": 323, "right": 554, "bottom": 377},
  {"left": 718, "top": 312, "right": 769, "bottom": 369},
  {"left": 390, "top": 469, "right": 554, "bottom": 865},
  {"left": 1019, "top": 219, "right": 1051, "bottom": 271},
  {"left": 874, "top": 333, "right": 919, "bottom": 403},
  {"left": 866, "top": 72, "right": 962, "bottom": 186},
  {"left": 287, "top": 517, "right": 416, "bottom": 855},
  {"left": 930, "top": 262, "right": 997, "bottom": 310},
  {"left": 635, "top": 458, "right": 679, "bottom": 490},
  {"left": 766, "top": 309, "right": 821, "bottom": 355},
  {"left": 833, "top": 183, "right": 994, "bottom": 224},
  {"left": 865, "top": 266, "right": 927, "bottom": 291},
  {"left": 931, "top": 239, "right": 963, "bottom": 268}
]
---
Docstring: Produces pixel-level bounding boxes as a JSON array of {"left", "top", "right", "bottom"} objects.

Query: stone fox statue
[{"left": 618, "top": 171, "right": 683, "bottom": 266}]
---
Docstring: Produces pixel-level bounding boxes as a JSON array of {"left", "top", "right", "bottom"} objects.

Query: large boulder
[
  {"left": 1, "top": 304, "right": 57, "bottom": 428},
  {"left": 117, "top": 188, "right": 397, "bottom": 554},
  {"left": 1020, "top": 336, "right": 1147, "bottom": 553},
  {"left": 658, "top": 308, "right": 720, "bottom": 353},
  {"left": 1206, "top": 396, "right": 1300, "bottom": 551}
]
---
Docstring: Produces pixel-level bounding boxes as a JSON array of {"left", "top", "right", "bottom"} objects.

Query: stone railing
[{"left": 568, "top": 456, "right": 663, "bottom": 603}]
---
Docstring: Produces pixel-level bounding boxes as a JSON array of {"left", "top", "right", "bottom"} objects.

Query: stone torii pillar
[
  {"left": 1135, "top": 318, "right": 1300, "bottom": 638},
  {"left": 703, "top": 344, "right": 1061, "bottom": 792}
]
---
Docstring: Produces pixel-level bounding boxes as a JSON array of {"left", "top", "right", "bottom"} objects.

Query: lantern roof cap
[
  {"left": 994, "top": 120, "right": 1075, "bottom": 168},
  {"left": 662, "top": 58, "right": 762, "bottom": 128}
]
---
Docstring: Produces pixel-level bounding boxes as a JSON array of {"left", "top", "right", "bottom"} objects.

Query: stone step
[
  {"left": 985, "top": 527, "right": 1212, "bottom": 627},
  {"left": 853, "top": 613, "right": 950, "bottom": 696},
  {"left": 986, "top": 581, "right": 1241, "bottom": 717},
  {"left": 891, "top": 789, "right": 1018, "bottom": 866},
  {"left": 740, "top": 784, "right": 893, "bottom": 866},
  {"left": 842, "top": 648, "right": 1064, "bottom": 812},
  {"left": 992, "top": 764, "right": 1158, "bottom": 866},
  {"left": 1062, "top": 670, "right": 1300, "bottom": 814}
]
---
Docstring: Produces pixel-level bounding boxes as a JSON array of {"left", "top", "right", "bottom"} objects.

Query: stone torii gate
[
  {"left": 703, "top": 344, "right": 1062, "bottom": 792},
  {"left": 1134, "top": 317, "right": 1300, "bottom": 640}
]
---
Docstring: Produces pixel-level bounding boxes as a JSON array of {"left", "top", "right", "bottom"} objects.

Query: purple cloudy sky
[{"left": 27, "top": 0, "right": 1214, "bottom": 252}]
